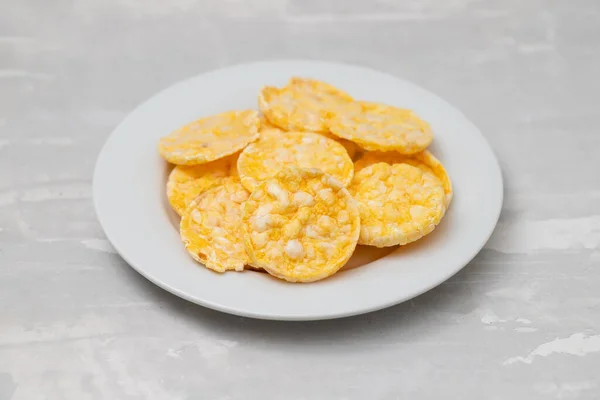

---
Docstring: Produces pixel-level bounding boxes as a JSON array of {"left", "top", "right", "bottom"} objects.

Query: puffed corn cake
[
  {"left": 180, "top": 177, "right": 250, "bottom": 272},
  {"left": 167, "top": 155, "right": 236, "bottom": 216},
  {"left": 355, "top": 150, "right": 453, "bottom": 208},
  {"left": 349, "top": 161, "right": 447, "bottom": 247},
  {"left": 158, "top": 110, "right": 260, "bottom": 165},
  {"left": 242, "top": 167, "right": 360, "bottom": 282},
  {"left": 237, "top": 130, "right": 354, "bottom": 192},
  {"left": 324, "top": 101, "right": 433, "bottom": 154},
  {"left": 259, "top": 77, "right": 353, "bottom": 133}
]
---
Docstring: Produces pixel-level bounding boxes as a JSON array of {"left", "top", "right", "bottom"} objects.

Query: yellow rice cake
[
  {"left": 180, "top": 177, "right": 250, "bottom": 272},
  {"left": 158, "top": 110, "right": 259, "bottom": 165},
  {"left": 259, "top": 77, "right": 353, "bottom": 133},
  {"left": 167, "top": 156, "right": 233, "bottom": 216},
  {"left": 237, "top": 131, "right": 354, "bottom": 192},
  {"left": 325, "top": 101, "right": 433, "bottom": 154},
  {"left": 355, "top": 150, "right": 453, "bottom": 208},
  {"left": 348, "top": 162, "right": 446, "bottom": 247},
  {"left": 242, "top": 167, "right": 360, "bottom": 282}
]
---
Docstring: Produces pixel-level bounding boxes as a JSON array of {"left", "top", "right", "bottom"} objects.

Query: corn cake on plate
[{"left": 93, "top": 60, "right": 503, "bottom": 321}]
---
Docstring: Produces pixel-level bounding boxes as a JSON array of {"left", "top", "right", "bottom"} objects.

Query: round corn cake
[
  {"left": 355, "top": 150, "right": 453, "bottom": 208},
  {"left": 325, "top": 101, "right": 433, "bottom": 154},
  {"left": 180, "top": 177, "right": 250, "bottom": 272},
  {"left": 167, "top": 156, "right": 234, "bottom": 216},
  {"left": 349, "top": 162, "right": 446, "bottom": 247},
  {"left": 259, "top": 77, "right": 353, "bottom": 133},
  {"left": 158, "top": 110, "right": 259, "bottom": 165},
  {"left": 237, "top": 131, "right": 354, "bottom": 192},
  {"left": 242, "top": 167, "right": 360, "bottom": 282}
]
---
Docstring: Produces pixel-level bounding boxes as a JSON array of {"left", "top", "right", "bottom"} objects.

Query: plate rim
[{"left": 93, "top": 59, "right": 503, "bottom": 321}]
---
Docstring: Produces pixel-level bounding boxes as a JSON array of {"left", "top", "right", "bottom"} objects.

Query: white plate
[{"left": 93, "top": 60, "right": 503, "bottom": 321}]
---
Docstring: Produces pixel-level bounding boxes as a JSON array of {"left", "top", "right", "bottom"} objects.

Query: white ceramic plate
[{"left": 94, "top": 60, "right": 503, "bottom": 321}]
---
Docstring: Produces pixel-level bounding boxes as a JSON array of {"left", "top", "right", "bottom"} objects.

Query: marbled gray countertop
[{"left": 1, "top": 0, "right": 599, "bottom": 399}]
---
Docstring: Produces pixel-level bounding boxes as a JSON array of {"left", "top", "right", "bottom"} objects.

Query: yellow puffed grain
[
  {"left": 349, "top": 162, "right": 446, "bottom": 247},
  {"left": 167, "top": 156, "right": 233, "bottom": 216},
  {"left": 158, "top": 110, "right": 259, "bottom": 165},
  {"left": 325, "top": 101, "right": 433, "bottom": 154},
  {"left": 237, "top": 131, "right": 354, "bottom": 192},
  {"left": 259, "top": 77, "right": 353, "bottom": 133},
  {"left": 354, "top": 150, "right": 453, "bottom": 208},
  {"left": 180, "top": 177, "right": 250, "bottom": 272},
  {"left": 242, "top": 167, "right": 360, "bottom": 282}
]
